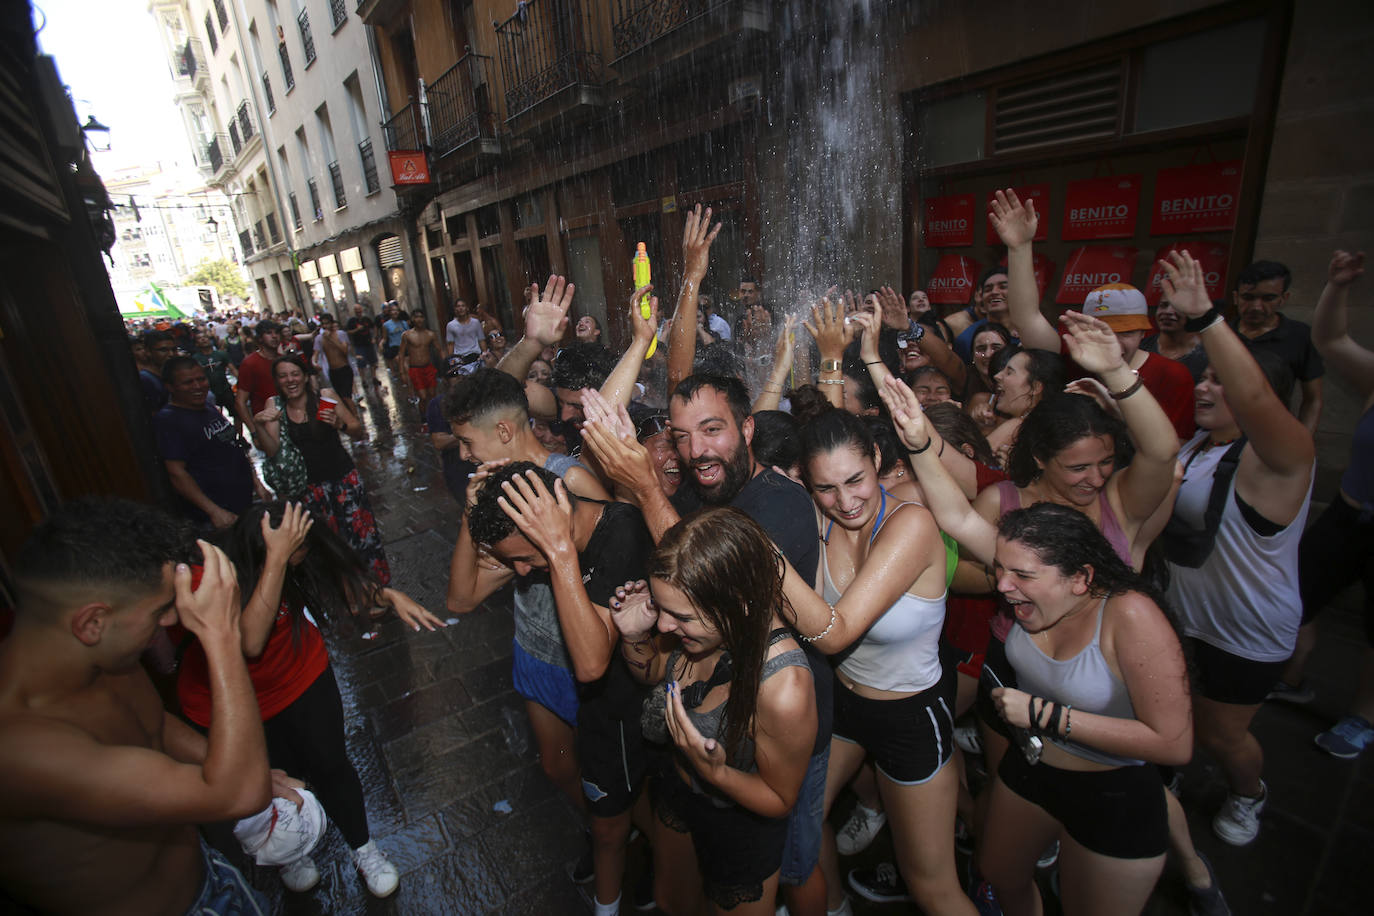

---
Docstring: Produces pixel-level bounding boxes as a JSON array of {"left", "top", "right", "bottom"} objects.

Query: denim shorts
[
  {"left": 186, "top": 838, "right": 269, "bottom": 915},
  {"left": 779, "top": 744, "right": 829, "bottom": 886},
  {"left": 511, "top": 640, "right": 579, "bottom": 726}
]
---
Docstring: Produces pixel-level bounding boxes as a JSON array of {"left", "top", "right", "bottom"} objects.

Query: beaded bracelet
[{"left": 800, "top": 603, "right": 837, "bottom": 643}]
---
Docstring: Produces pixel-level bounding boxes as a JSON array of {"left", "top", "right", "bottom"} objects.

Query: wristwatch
[{"left": 820, "top": 358, "right": 842, "bottom": 373}]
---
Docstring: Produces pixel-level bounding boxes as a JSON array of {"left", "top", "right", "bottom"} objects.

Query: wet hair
[
  {"left": 650, "top": 507, "right": 782, "bottom": 764},
  {"left": 215, "top": 502, "right": 382, "bottom": 640},
  {"left": 693, "top": 342, "right": 747, "bottom": 380},
  {"left": 998, "top": 503, "right": 1161, "bottom": 604},
  {"left": 14, "top": 498, "right": 193, "bottom": 617},
  {"left": 971, "top": 321, "right": 1015, "bottom": 354},
  {"left": 442, "top": 367, "right": 529, "bottom": 427},
  {"left": 467, "top": 462, "right": 578, "bottom": 549},
  {"left": 799, "top": 408, "right": 876, "bottom": 478},
  {"left": 577, "top": 314, "right": 605, "bottom": 337},
  {"left": 161, "top": 355, "right": 202, "bottom": 385},
  {"left": 786, "top": 384, "right": 833, "bottom": 428},
  {"left": 1235, "top": 259, "right": 1291, "bottom": 292},
  {"left": 865, "top": 413, "right": 905, "bottom": 476},
  {"left": 673, "top": 373, "right": 752, "bottom": 427},
  {"left": 908, "top": 365, "right": 952, "bottom": 391},
  {"left": 989, "top": 346, "right": 1065, "bottom": 402},
  {"left": 552, "top": 342, "right": 617, "bottom": 391},
  {"left": 1006, "top": 394, "right": 1132, "bottom": 488},
  {"left": 751, "top": 410, "right": 802, "bottom": 474},
  {"left": 842, "top": 358, "right": 882, "bottom": 412},
  {"left": 925, "top": 402, "right": 999, "bottom": 467}
]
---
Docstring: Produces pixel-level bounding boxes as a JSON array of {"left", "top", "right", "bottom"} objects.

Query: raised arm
[
  {"left": 802, "top": 293, "right": 854, "bottom": 409},
  {"left": 1312, "top": 250, "right": 1373, "bottom": 400},
  {"left": 667, "top": 205, "right": 721, "bottom": 393},
  {"left": 580, "top": 410, "right": 681, "bottom": 541},
  {"left": 751, "top": 316, "right": 796, "bottom": 412},
  {"left": 989, "top": 189, "right": 1059, "bottom": 351},
  {"left": 445, "top": 461, "right": 517, "bottom": 615},
  {"left": 240, "top": 503, "right": 313, "bottom": 656},
  {"left": 608, "top": 579, "right": 670, "bottom": 685},
  {"left": 498, "top": 275, "right": 574, "bottom": 382},
  {"left": 599, "top": 285, "right": 657, "bottom": 407}
]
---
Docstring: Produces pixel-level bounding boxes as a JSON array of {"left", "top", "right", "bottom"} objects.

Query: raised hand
[
  {"left": 582, "top": 417, "right": 657, "bottom": 495},
  {"left": 497, "top": 470, "right": 575, "bottom": 557},
  {"left": 682, "top": 204, "right": 723, "bottom": 282},
  {"left": 877, "top": 376, "right": 932, "bottom": 452},
  {"left": 989, "top": 188, "right": 1038, "bottom": 248},
  {"left": 802, "top": 293, "right": 855, "bottom": 361},
  {"left": 1064, "top": 377, "right": 1123, "bottom": 417},
  {"left": 1329, "top": 250, "right": 1366, "bottom": 288},
  {"left": 582, "top": 388, "right": 636, "bottom": 439},
  {"left": 628, "top": 284, "right": 657, "bottom": 343},
  {"left": 1157, "top": 250, "right": 1211, "bottom": 318},
  {"left": 522, "top": 275, "right": 576, "bottom": 347},
  {"left": 173, "top": 541, "right": 242, "bottom": 642},
  {"left": 262, "top": 501, "right": 314, "bottom": 561},
  {"left": 852, "top": 296, "right": 882, "bottom": 363},
  {"left": 608, "top": 579, "right": 656, "bottom": 641},
  {"left": 771, "top": 314, "right": 797, "bottom": 375},
  {"left": 1059, "top": 311, "right": 1127, "bottom": 376},
  {"left": 878, "top": 286, "right": 908, "bottom": 330},
  {"left": 465, "top": 458, "right": 512, "bottom": 512}
]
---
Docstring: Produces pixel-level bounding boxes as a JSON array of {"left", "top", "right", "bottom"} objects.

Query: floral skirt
[{"left": 303, "top": 468, "right": 391, "bottom": 586}]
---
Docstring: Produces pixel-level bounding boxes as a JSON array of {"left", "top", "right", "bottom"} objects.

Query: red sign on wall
[
  {"left": 1144, "top": 242, "right": 1230, "bottom": 306},
  {"left": 923, "top": 194, "right": 976, "bottom": 247},
  {"left": 1151, "top": 161, "right": 1242, "bottom": 235},
  {"left": 985, "top": 185, "right": 1050, "bottom": 245},
  {"left": 926, "top": 255, "right": 980, "bottom": 304},
  {"left": 1056, "top": 246, "right": 1140, "bottom": 305},
  {"left": 388, "top": 150, "right": 431, "bottom": 185},
  {"left": 997, "top": 253, "right": 1058, "bottom": 301},
  {"left": 1063, "top": 175, "right": 1141, "bottom": 240}
]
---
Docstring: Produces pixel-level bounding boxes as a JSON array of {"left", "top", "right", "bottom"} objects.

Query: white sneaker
[
  {"left": 835, "top": 802, "right": 887, "bottom": 855},
  {"left": 353, "top": 840, "right": 400, "bottom": 897},
  {"left": 954, "top": 722, "right": 984, "bottom": 755},
  {"left": 280, "top": 854, "right": 320, "bottom": 892},
  {"left": 826, "top": 897, "right": 854, "bottom": 916},
  {"left": 1212, "top": 781, "right": 1266, "bottom": 846}
]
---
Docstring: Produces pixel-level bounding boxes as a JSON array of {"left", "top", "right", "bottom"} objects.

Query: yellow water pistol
[{"left": 633, "top": 242, "right": 656, "bottom": 358}]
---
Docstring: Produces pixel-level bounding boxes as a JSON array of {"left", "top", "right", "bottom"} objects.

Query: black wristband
[
  {"left": 907, "top": 437, "right": 934, "bottom": 456},
  {"left": 1184, "top": 306, "right": 1224, "bottom": 333},
  {"left": 1047, "top": 701, "right": 1063, "bottom": 737}
]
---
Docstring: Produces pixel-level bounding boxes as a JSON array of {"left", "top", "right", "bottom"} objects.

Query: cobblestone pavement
[{"left": 236, "top": 371, "right": 1368, "bottom": 915}]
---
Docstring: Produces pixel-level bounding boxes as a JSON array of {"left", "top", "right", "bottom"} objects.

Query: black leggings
[{"left": 263, "top": 667, "right": 370, "bottom": 848}]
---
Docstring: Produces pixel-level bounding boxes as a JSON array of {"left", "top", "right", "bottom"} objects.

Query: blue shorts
[
  {"left": 186, "top": 838, "right": 269, "bottom": 915},
  {"left": 511, "top": 641, "right": 579, "bottom": 726},
  {"left": 779, "top": 744, "right": 829, "bottom": 885}
]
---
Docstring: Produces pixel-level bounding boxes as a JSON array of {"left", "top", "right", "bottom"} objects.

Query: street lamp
[{"left": 81, "top": 114, "right": 111, "bottom": 152}]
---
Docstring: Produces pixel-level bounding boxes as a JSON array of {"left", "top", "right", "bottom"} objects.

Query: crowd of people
[{"left": 1, "top": 194, "right": 1369, "bottom": 916}]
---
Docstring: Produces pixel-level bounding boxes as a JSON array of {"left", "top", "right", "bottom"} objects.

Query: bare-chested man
[
  {"left": 0, "top": 499, "right": 273, "bottom": 915},
  {"left": 317, "top": 313, "right": 359, "bottom": 416},
  {"left": 399, "top": 309, "right": 441, "bottom": 405}
]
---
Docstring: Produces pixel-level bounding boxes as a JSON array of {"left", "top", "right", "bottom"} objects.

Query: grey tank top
[{"left": 1004, "top": 598, "right": 1143, "bottom": 767}]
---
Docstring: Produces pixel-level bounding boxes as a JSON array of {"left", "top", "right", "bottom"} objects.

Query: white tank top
[{"left": 1166, "top": 432, "right": 1314, "bottom": 662}]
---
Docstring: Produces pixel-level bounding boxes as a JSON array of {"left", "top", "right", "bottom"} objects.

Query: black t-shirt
[
  {"left": 576, "top": 502, "right": 653, "bottom": 727},
  {"left": 672, "top": 468, "right": 833, "bottom": 753},
  {"left": 1232, "top": 313, "right": 1325, "bottom": 392},
  {"left": 153, "top": 404, "right": 253, "bottom": 524},
  {"left": 345, "top": 315, "right": 377, "bottom": 349}
]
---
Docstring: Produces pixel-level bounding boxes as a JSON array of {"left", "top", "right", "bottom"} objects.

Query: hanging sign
[
  {"left": 926, "top": 255, "right": 980, "bottom": 305},
  {"left": 985, "top": 184, "right": 1050, "bottom": 245},
  {"left": 1063, "top": 174, "right": 1141, "bottom": 240},
  {"left": 923, "top": 194, "right": 976, "bottom": 247},
  {"left": 1056, "top": 246, "right": 1140, "bottom": 305},
  {"left": 388, "top": 150, "right": 431, "bottom": 185},
  {"left": 997, "top": 252, "right": 1058, "bottom": 301},
  {"left": 1144, "top": 242, "right": 1230, "bottom": 306},
  {"left": 1151, "top": 161, "right": 1242, "bottom": 235}
]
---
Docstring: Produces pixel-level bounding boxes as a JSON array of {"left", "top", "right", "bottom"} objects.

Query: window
[
  {"left": 297, "top": 9, "right": 316, "bottom": 66},
  {"left": 916, "top": 92, "right": 986, "bottom": 168},
  {"left": 1134, "top": 19, "right": 1264, "bottom": 133},
  {"left": 205, "top": 12, "right": 218, "bottom": 53}
]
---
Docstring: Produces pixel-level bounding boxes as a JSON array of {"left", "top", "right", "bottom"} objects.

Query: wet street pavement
[{"left": 231, "top": 369, "right": 1369, "bottom": 915}]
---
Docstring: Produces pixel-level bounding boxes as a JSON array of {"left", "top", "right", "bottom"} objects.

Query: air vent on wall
[
  {"left": 376, "top": 235, "right": 405, "bottom": 267},
  {"left": 993, "top": 59, "right": 1123, "bottom": 155}
]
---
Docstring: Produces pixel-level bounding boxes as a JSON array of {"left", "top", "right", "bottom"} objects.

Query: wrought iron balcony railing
[
  {"left": 289, "top": 191, "right": 303, "bottom": 230},
  {"left": 279, "top": 41, "right": 295, "bottom": 91},
  {"left": 329, "top": 0, "right": 348, "bottom": 30},
  {"left": 328, "top": 160, "right": 347, "bottom": 209},
  {"left": 382, "top": 101, "right": 421, "bottom": 151},
  {"left": 237, "top": 100, "right": 254, "bottom": 142},
  {"left": 205, "top": 133, "right": 229, "bottom": 173},
  {"left": 177, "top": 38, "right": 202, "bottom": 79},
  {"left": 307, "top": 177, "right": 323, "bottom": 221},
  {"left": 358, "top": 138, "right": 380, "bottom": 194},
  {"left": 610, "top": 0, "right": 727, "bottom": 58},
  {"left": 239, "top": 228, "right": 253, "bottom": 256},
  {"left": 204, "top": 12, "right": 217, "bottom": 53},
  {"left": 426, "top": 52, "right": 497, "bottom": 158},
  {"left": 298, "top": 10, "right": 316, "bottom": 66},
  {"left": 253, "top": 221, "right": 266, "bottom": 250},
  {"left": 262, "top": 73, "right": 275, "bottom": 114},
  {"left": 214, "top": 0, "right": 229, "bottom": 32},
  {"left": 496, "top": 0, "right": 602, "bottom": 121},
  {"left": 228, "top": 120, "right": 242, "bottom": 155},
  {"left": 266, "top": 212, "right": 281, "bottom": 244}
]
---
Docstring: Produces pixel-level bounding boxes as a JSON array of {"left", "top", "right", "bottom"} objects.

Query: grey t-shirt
[{"left": 512, "top": 453, "right": 591, "bottom": 669}]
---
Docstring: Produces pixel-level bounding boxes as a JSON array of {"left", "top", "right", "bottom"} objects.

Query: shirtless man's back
[{"left": 0, "top": 499, "right": 271, "bottom": 915}]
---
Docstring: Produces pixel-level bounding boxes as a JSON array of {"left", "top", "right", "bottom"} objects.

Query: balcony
[
  {"left": 177, "top": 38, "right": 206, "bottom": 85},
  {"left": 382, "top": 101, "right": 422, "bottom": 151},
  {"left": 289, "top": 192, "right": 303, "bottom": 230},
  {"left": 496, "top": 0, "right": 603, "bottom": 125},
  {"left": 266, "top": 212, "right": 281, "bottom": 244},
  {"left": 307, "top": 177, "right": 323, "bottom": 221},
  {"left": 253, "top": 221, "right": 267, "bottom": 250},
  {"left": 204, "top": 133, "right": 230, "bottom": 175},
  {"left": 329, "top": 0, "right": 348, "bottom": 30},
  {"left": 328, "top": 160, "right": 347, "bottom": 209},
  {"left": 610, "top": 0, "right": 768, "bottom": 80},
  {"left": 262, "top": 73, "right": 275, "bottom": 114},
  {"left": 214, "top": 0, "right": 229, "bottom": 32},
  {"left": 426, "top": 52, "right": 499, "bottom": 159},
  {"left": 204, "top": 12, "right": 217, "bottom": 54},
  {"left": 239, "top": 228, "right": 253, "bottom": 257},
  {"left": 279, "top": 42, "right": 295, "bottom": 91},
  {"left": 298, "top": 10, "right": 316, "bottom": 66},
  {"left": 237, "top": 100, "right": 255, "bottom": 143},
  {"left": 358, "top": 138, "right": 380, "bottom": 194},
  {"left": 228, "top": 120, "right": 242, "bottom": 156}
]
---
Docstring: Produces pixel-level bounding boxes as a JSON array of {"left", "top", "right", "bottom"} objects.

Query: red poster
[
  {"left": 1144, "top": 242, "right": 1230, "bottom": 306},
  {"left": 997, "top": 253, "right": 1058, "bottom": 301},
  {"left": 923, "top": 194, "right": 976, "bottom": 247},
  {"left": 926, "top": 255, "right": 980, "bottom": 305},
  {"left": 388, "top": 150, "right": 431, "bottom": 185},
  {"left": 1151, "top": 161, "right": 1242, "bottom": 235},
  {"left": 985, "top": 184, "right": 1050, "bottom": 244},
  {"left": 1063, "top": 175, "right": 1141, "bottom": 240},
  {"left": 1056, "top": 246, "right": 1140, "bottom": 305}
]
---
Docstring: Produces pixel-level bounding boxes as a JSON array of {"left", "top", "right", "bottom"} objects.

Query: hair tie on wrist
[
  {"left": 1184, "top": 306, "right": 1225, "bottom": 333},
  {"left": 907, "top": 437, "right": 934, "bottom": 456}
]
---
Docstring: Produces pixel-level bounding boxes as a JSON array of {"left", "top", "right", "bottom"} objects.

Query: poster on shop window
[
  {"left": 1150, "top": 161, "right": 1242, "bottom": 235},
  {"left": 998, "top": 252, "right": 1057, "bottom": 302},
  {"left": 1144, "top": 242, "right": 1230, "bottom": 306},
  {"left": 1062, "top": 175, "right": 1141, "bottom": 240},
  {"left": 1056, "top": 245, "right": 1140, "bottom": 305},
  {"left": 985, "top": 185, "right": 1050, "bottom": 245},
  {"left": 926, "top": 254, "right": 980, "bottom": 305},
  {"left": 922, "top": 194, "right": 976, "bottom": 247}
]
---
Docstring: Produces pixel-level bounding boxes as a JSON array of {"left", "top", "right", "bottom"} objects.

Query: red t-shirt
[
  {"left": 236, "top": 351, "right": 276, "bottom": 415},
  {"left": 175, "top": 567, "right": 328, "bottom": 726},
  {"left": 974, "top": 461, "right": 1008, "bottom": 492},
  {"left": 1059, "top": 341, "right": 1196, "bottom": 441}
]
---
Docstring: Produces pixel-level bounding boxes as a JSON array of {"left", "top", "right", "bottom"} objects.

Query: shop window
[
  {"left": 566, "top": 234, "right": 608, "bottom": 336},
  {"left": 426, "top": 226, "right": 443, "bottom": 250},
  {"left": 916, "top": 91, "right": 985, "bottom": 168},
  {"left": 446, "top": 213, "right": 467, "bottom": 242},
  {"left": 475, "top": 204, "right": 502, "bottom": 238},
  {"left": 1133, "top": 19, "right": 1265, "bottom": 134},
  {"left": 480, "top": 245, "right": 513, "bottom": 328},
  {"left": 517, "top": 237, "right": 551, "bottom": 286},
  {"left": 675, "top": 127, "right": 744, "bottom": 193},
  {"left": 513, "top": 193, "right": 543, "bottom": 231}
]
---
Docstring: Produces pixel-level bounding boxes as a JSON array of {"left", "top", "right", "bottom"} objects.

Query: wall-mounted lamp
[{"left": 81, "top": 114, "right": 111, "bottom": 151}]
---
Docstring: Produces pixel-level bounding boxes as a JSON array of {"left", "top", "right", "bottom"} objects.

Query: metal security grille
[{"left": 992, "top": 60, "right": 1123, "bottom": 154}]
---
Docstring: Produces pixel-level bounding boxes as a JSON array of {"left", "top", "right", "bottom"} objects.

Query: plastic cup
[{"left": 317, "top": 393, "right": 338, "bottom": 421}]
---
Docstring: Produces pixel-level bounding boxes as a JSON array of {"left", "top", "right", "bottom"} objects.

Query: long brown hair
[{"left": 650, "top": 507, "right": 782, "bottom": 762}]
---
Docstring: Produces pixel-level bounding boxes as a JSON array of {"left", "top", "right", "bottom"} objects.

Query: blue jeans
[
  {"left": 779, "top": 744, "right": 829, "bottom": 885},
  {"left": 185, "top": 839, "right": 269, "bottom": 915}
]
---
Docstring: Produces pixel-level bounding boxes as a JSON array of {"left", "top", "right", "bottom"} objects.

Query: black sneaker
[{"left": 847, "top": 863, "right": 911, "bottom": 904}]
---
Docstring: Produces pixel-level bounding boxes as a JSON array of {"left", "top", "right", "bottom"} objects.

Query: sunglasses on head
[{"left": 635, "top": 414, "right": 670, "bottom": 441}]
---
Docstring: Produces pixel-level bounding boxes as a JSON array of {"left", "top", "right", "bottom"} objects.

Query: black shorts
[
  {"left": 832, "top": 676, "right": 954, "bottom": 785},
  {"left": 1299, "top": 497, "right": 1374, "bottom": 642},
  {"left": 327, "top": 365, "right": 355, "bottom": 399},
  {"left": 353, "top": 342, "right": 378, "bottom": 367},
  {"left": 1185, "top": 638, "right": 1286, "bottom": 705},
  {"left": 575, "top": 660, "right": 648, "bottom": 818},
  {"left": 998, "top": 751, "right": 1167, "bottom": 859},
  {"left": 654, "top": 768, "right": 788, "bottom": 910},
  {"left": 383, "top": 343, "right": 400, "bottom": 360},
  {"left": 976, "top": 629, "right": 1016, "bottom": 740}
]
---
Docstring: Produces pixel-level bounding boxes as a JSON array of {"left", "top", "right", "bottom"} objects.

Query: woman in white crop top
[{"left": 779, "top": 410, "right": 976, "bottom": 916}]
